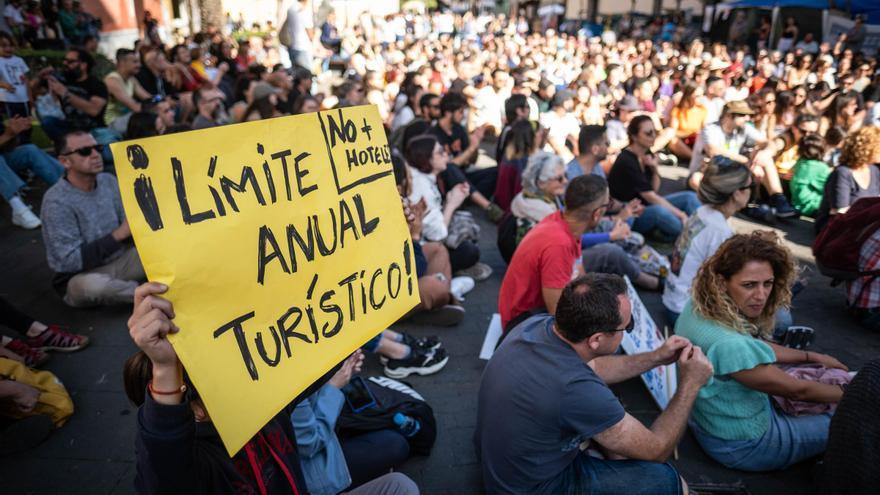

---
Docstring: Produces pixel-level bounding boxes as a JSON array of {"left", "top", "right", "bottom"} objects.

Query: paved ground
[{"left": 1, "top": 164, "right": 877, "bottom": 495}]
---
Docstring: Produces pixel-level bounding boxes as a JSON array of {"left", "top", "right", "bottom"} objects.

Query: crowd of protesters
[{"left": 1, "top": 2, "right": 880, "bottom": 493}]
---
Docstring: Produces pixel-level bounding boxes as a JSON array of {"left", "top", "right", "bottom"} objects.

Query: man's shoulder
[{"left": 97, "top": 173, "right": 119, "bottom": 188}]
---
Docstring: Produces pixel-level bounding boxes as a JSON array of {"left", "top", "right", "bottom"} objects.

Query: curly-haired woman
[
  {"left": 675, "top": 232, "right": 848, "bottom": 472},
  {"left": 816, "top": 126, "right": 880, "bottom": 233}
]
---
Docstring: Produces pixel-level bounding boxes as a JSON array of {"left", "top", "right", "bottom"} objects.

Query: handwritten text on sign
[{"left": 112, "top": 106, "right": 419, "bottom": 455}]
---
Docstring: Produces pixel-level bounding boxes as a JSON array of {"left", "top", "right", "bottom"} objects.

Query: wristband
[{"left": 148, "top": 380, "right": 186, "bottom": 396}]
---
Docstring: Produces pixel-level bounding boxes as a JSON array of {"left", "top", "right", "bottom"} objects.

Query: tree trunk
[{"left": 198, "top": 0, "right": 224, "bottom": 30}]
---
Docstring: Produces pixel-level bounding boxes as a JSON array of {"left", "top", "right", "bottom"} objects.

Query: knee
[
  {"left": 64, "top": 274, "right": 108, "bottom": 308},
  {"left": 417, "top": 276, "right": 450, "bottom": 310},
  {"left": 384, "top": 431, "right": 411, "bottom": 464},
  {"left": 381, "top": 472, "right": 419, "bottom": 495}
]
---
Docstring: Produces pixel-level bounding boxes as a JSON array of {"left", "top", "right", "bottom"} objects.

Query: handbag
[
  {"left": 0, "top": 358, "right": 74, "bottom": 427},
  {"left": 445, "top": 210, "right": 480, "bottom": 250}
]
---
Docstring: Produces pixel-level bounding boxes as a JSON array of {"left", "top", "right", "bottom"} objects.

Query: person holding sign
[
  {"left": 675, "top": 232, "right": 848, "bottom": 472},
  {"left": 41, "top": 130, "right": 145, "bottom": 307},
  {"left": 477, "top": 273, "right": 713, "bottom": 495}
]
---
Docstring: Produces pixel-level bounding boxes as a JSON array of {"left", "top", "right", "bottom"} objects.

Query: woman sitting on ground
[
  {"left": 663, "top": 162, "right": 752, "bottom": 325},
  {"left": 405, "top": 134, "right": 487, "bottom": 277},
  {"left": 675, "top": 232, "right": 848, "bottom": 472},
  {"left": 607, "top": 115, "right": 701, "bottom": 242},
  {"left": 493, "top": 120, "right": 535, "bottom": 213},
  {"left": 816, "top": 126, "right": 880, "bottom": 233},
  {"left": 790, "top": 133, "right": 832, "bottom": 217},
  {"left": 667, "top": 82, "right": 707, "bottom": 161},
  {"left": 505, "top": 151, "right": 661, "bottom": 290}
]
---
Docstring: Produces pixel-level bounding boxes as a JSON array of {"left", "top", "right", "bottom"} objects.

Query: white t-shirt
[
  {"left": 3, "top": 5, "right": 23, "bottom": 25},
  {"left": 471, "top": 86, "right": 506, "bottom": 132},
  {"left": 286, "top": 4, "right": 313, "bottom": 51},
  {"left": 540, "top": 111, "right": 580, "bottom": 161},
  {"left": 663, "top": 206, "right": 734, "bottom": 313},
  {"left": 407, "top": 165, "right": 447, "bottom": 242},
  {"left": 0, "top": 55, "right": 29, "bottom": 103},
  {"left": 688, "top": 122, "right": 765, "bottom": 173}
]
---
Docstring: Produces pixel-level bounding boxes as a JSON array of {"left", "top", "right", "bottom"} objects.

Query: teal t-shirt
[{"left": 675, "top": 301, "right": 777, "bottom": 440}]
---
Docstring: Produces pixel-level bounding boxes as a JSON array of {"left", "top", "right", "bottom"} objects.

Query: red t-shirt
[{"left": 498, "top": 211, "right": 581, "bottom": 329}]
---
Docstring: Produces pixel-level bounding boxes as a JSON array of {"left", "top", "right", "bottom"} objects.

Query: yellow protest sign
[{"left": 111, "top": 105, "right": 420, "bottom": 455}]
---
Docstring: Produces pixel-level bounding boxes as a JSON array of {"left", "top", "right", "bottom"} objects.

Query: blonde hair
[
  {"left": 692, "top": 231, "right": 796, "bottom": 337},
  {"left": 839, "top": 126, "right": 880, "bottom": 169}
]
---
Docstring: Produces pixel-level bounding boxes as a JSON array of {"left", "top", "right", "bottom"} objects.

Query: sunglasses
[
  {"left": 739, "top": 182, "right": 753, "bottom": 191},
  {"left": 607, "top": 316, "right": 635, "bottom": 334},
  {"left": 548, "top": 175, "right": 567, "bottom": 183},
  {"left": 62, "top": 144, "right": 103, "bottom": 157}
]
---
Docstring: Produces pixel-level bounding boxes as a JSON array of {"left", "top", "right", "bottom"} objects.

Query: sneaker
[
  {"left": 455, "top": 262, "right": 493, "bottom": 282},
  {"left": 401, "top": 333, "right": 442, "bottom": 351},
  {"left": 3, "top": 339, "right": 50, "bottom": 367},
  {"left": 741, "top": 204, "right": 776, "bottom": 224},
  {"left": 384, "top": 347, "right": 449, "bottom": 379},
  {"left": 657, "top": 151, "right": 678, "bottom": 167},
  {"left": 772, "top": 194, "right": 799, "bottom": 219},
  {"left": 450, "top": 276, "right": 475, "bottom": 301},
  {"left": 26, "top": 325, "right": 90, "bottom": 352},
  {"left": 11, "top": 206, "right": 41, "bottom": 230},
  {"left": 407, "top": 304, "right": 465, "bottom": 327}
]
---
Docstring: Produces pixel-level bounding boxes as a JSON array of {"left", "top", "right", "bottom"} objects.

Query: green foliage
[{"left": 17, "top": 48, "right": 114, "bottom": 79}]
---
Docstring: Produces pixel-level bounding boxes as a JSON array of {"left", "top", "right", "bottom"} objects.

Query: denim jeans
[
  {"left": 690, "top": 400, "right": 831, "bottom": 472},
  {"left": 0, "top": 144, "right": 64, "bottom": 200},
  {"left": 546, "top": 451, "right": 682, "bottom": 495},
  {"left": 289, "top": 48, "right": 312, "bottom": 70},
  {"left": 632, "top": 191, "right": 701, "bottom": 242}
]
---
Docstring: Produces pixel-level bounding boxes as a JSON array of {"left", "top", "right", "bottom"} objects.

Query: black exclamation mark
[
  {"left": 403, "top": 240, "right": 413, "bottom": 296},
  {"left": 127, "top": 144, "right": 164, "bottom": 231}
]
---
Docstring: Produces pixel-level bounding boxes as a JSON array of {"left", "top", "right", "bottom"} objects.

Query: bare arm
[
  {"left": 542, "top": 287, "right": 562, "bottom": 315},
  {"left": 731, "top": 364, "right": 843, "bottom": 403},
  {"left": 105, "top": 75, "right": 142, "bottom": 113},
  {"left": 593, "top": 346, "right": 711, "bottom": 461},
  {"left": 704, "top": 141, "right": 750, "bottom": 164}
]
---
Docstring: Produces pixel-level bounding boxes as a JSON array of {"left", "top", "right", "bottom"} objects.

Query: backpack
[
  {"left": 813, "top": 197, "right": 880, "bottom": 282},
  {"left": 336, "top": 376, "right": 437, "bottom": 455},
  {"left": 278, "top": 15, "right": 292, "bottom": 47},
  {"left": 0, "top": 358, "right": 74, "bottom": 427}
]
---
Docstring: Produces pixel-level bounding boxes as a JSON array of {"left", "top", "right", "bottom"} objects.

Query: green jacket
[{"left": 790, "top": 158, "right": 831, "bottom": 216}]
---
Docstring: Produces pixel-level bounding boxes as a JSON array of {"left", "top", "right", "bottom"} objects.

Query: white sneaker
[
  {"left": 450, "top": 276, "right": 475, "bottom": 301},
  {"left": 12, "top": 206, "right": 41, "bottom": 229}
]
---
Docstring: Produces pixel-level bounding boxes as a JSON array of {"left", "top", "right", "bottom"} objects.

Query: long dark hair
[
  {"left": 504, "top": 120, "right": 535, "bottom": 161},
  {"left": 243, "top": 96, "right": 277, "bottom": 120},
  {"left": 405, "top": 135, "right": 439, "bottom": 174},
  {"left": 126, "top": 112, "right": 160, "bottom": 139}
]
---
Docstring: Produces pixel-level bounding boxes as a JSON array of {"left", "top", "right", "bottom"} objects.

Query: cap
[
  {"left": 616, "top": 95, "right": 641, "bottom": 112},
  {"left": 252, "top": 82, "right": 280, "bottom": 101},
  {"left": 723, "top": 99, "right": 755, "bottom": 116}
]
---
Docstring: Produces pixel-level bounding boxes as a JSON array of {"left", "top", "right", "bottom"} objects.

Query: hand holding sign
[{"left": 112, "top": 105, "right": 419, "bottom": 454}]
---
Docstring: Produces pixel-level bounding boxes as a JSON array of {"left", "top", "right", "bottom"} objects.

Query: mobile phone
[{"left": 344, "top": 376, "right": 377, "bottom": 413}]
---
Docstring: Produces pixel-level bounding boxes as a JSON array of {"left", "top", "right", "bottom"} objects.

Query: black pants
[
  {"left": 340, "top": 429, "right": 410, "bottom": 488},
  {"left": 0, "top": 297, "right": 33, "bottom": 335},
  {"left": 447, "top": 241, "right": 480, "bottom": 273},
  {"left": 440, "top": 164, "right": 498, "bottom": 201}
]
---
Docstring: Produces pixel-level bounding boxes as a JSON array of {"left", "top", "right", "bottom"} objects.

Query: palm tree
[{"left": 198, "top": 0, "right": 224, "bottom": 29}]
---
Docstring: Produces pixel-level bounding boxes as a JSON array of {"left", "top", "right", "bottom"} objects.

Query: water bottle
[{"left": 392, "top": 412, "right": 420, "bottom": 437}]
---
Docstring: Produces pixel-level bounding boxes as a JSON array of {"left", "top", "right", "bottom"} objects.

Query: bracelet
[{"left": 148, "top": 380, "right": 187, "bottom": 396}]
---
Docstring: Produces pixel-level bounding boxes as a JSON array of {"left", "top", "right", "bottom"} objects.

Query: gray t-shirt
[
  {"left": 41, "top": 173, "right": 126, "bottom": 276},
  {"left": 476, "top": 314, "right": 625, "bottom": 494}
]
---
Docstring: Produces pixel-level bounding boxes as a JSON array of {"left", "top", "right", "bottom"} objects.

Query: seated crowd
[{"left": 1, "top": 5, "right": 880, "bottom": 494}]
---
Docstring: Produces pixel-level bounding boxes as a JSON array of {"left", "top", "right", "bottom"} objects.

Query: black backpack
[{"left": 336, "top": 376, "right": 437, "bottom": 455}]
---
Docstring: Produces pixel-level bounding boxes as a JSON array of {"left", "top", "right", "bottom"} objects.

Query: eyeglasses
[
  {"left": 61, "top": 144, "right": 103, "bottom": 157},
  {"left": 642, "top": 129, "right": 656, "bottom": 136},
  {"left": 548, "top": 175, "right": 567, "bottom": 183},
  {"left": 606, "top": 316, "right": 635, "bottom": 334}
]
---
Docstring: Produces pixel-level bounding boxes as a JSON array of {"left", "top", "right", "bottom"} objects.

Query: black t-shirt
[
  {"left": 429, "top": 123, "right": 469, "bottom": 158},
  {"left": 136, "top": 67, "right": 178, "bottom": 98},
  {"left": 607, "top": 148, "right": 654, "bottom": 202},
  {"left": 63, "top": 76, "right": 108, "bottom": 130}
]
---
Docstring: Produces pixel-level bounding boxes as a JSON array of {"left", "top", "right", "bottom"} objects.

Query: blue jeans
[
  {"left": 690, "top": 401, "right": 831, "bottom": 472},
  {"left": 632, "top": 191, "right": 701, "bottom": 242},
  {"left": 289, "top": 48, "right": 312, "bottom": 70},
  {"left": 547, "top": 452, "right": 682, "bottom": 494},
  {"left": 0, "top": 144, "right": 63, "bottom": 200}
]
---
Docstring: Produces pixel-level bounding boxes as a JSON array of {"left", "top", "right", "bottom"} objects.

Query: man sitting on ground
[
  {"left": 477, "top": 273, "right": 713, "bottom": 494},
  {"left": 497, "top": 174, "right": 605, "bottom": 332},
  {"left": 41, "top": 131, "right": 145, "bottom": 307}
]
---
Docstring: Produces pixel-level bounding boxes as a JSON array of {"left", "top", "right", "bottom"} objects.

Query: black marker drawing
[{"left": 126, "top": 144, "right": 164, "bottom": 231}]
